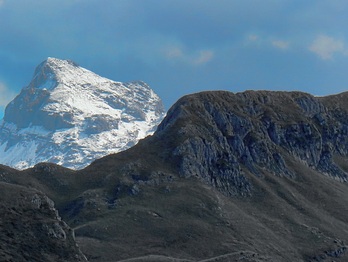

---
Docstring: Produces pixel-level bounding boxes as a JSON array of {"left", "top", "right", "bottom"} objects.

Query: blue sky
[{"left": 1, "top": 0, "right": 348, "bottom": 118}]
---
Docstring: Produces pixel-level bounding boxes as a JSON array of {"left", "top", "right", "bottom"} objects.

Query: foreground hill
[
  {"left": 0, "top": 169, "right": 86, "bottom": 261},
  {"left": 1, "top": 90, "right": 348, "bottom": 261}
]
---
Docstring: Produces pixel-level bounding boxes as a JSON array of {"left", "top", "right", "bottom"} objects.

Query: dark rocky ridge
[
  {"left": 1, "top": 90, "right": 348, "bottom": 261},
  {"left": 152, "top": 91, "right": 348, "bottom": 196},
  {"left": 0, "top": 181, "right": 86, "bottom": 261}
]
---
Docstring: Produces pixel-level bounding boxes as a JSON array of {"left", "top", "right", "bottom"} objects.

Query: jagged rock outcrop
[
  {"left": 0, "top": 57, "right": 165, "bottom": 169},
  {"left": 0, "top": 182, "right": 86, "bottom": 261},
  {"left": 154, "top": 91, "right": 348, "bottom": 196}
]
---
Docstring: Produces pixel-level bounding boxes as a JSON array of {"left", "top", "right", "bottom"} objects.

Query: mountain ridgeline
[
  {"left": 151, "top": 91, "right": 348, "bottom": 195},
  {"left": 1, "top": 90, "right": 348, "bottom": 261}
]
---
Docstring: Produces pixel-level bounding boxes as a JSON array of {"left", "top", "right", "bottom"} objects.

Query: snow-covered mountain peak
[
  {"left": 0, "top": 58, "right": 165, "bottom": 170},
  {"left": 30, "top": 57, "right": 109, "bottom": 91}
]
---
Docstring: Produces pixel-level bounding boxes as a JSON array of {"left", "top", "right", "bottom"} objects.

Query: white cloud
[
  {"left": 309, "top": 35, "right": 347, "bottom": 60},
  {"left": 165, "top": 46, "right": 184, "bottom": 59},
  {"left": 164, "top": 46, "right": 214, "bottom": 66},
  {"left": 192, "top": 50, "right": 215, "bottom": 65},
  {"left": 0, "top": 0, "right": 5, "bottom": 7},
  {"left": 272, "top": 40, "right": 289, "bottom": 50},
  {"left": 246, "top": 34, "right": 290, "bottom": 51},
  {"left": 248, "top": 34, "right": 258, "bottom": 42},
  {"left": 0, "top": 82, "right": 16, "bottom": 107}
]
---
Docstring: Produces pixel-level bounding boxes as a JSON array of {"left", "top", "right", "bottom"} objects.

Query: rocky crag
[
  {"left": 0, "top": 180, "right": 86, "bottom": 261},
  {"left": 152, "top": 91, "right": 348, "bottom": 196}
]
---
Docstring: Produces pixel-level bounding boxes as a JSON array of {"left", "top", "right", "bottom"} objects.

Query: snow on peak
[
  {"left": 0, "top": 58, "right": 165, "bottom": 170},
  {"left": 31, "top": 57, "right": 95, "bottom": 91}
]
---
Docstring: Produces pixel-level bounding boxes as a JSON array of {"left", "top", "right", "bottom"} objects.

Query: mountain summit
[{"left": 0, "top": 57, "right": 165, "bottom": 169}]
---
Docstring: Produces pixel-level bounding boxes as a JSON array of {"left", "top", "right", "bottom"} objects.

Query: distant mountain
[
  {"left": 1, "top": 90, "right": 348, "bottom": 261},
  {"left": 0, "top": 58, "right": 165, "bottom": 169}
]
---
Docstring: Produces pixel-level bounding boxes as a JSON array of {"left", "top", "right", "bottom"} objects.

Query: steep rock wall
[{"left": 156, "top": 91, "right": 348, "bottom": 196}]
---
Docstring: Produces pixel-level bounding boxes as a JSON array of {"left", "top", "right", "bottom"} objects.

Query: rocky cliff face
[
  {"left": 0, "top": 182, "right": 86, "bottom": 261},
  {"left": 0, "top": 58, "right": 165, "bottom": 169},
  {"left": 154, "top": 91, "right": 348, "bottom": 196}
]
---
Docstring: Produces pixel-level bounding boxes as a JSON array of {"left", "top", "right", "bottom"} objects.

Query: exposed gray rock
[
  {"left": 309, "top": 246, "right": 347, "bottom": 261},
  {"left": 0, "top": 182, "right": 87, "bottom": 261},
  {"left": 156, "top": 91, "right": 348, "bottom": 196}
]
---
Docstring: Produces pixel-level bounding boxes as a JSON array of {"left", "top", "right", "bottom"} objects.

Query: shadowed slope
[{"left": 0, "top": 182, "right": 86, "bottom": 261}]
